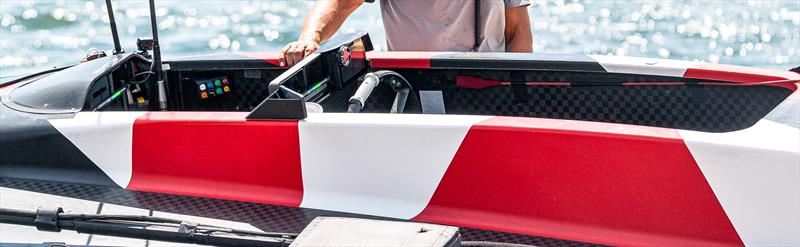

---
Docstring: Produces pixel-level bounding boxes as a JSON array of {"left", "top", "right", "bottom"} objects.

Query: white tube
[{"left": 348, "top": 73, "right": 380, "bottom": 110}]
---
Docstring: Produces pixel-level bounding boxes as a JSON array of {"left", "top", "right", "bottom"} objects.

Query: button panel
[{"left": 196, "top": 76, "right": 232, "bottom": 99}]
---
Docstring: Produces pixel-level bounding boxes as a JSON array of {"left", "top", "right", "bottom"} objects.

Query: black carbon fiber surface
[
  {"left": 1, "top": 178, "right": 600, "bottom": 247},
  {"left": 172, "top": 69, "right": 280, "bottom": 112},
  {"left": 361, "top": 82, "right": 402, "bottom": 113},
  {"left": 235, "top": 73, "right": 273, "bottom": 111},
  {"left": 0, "top": 105, "right": 116, "bottom": 187},
  {"left": 169, "top": 66, "right": 791, "bottom": 132},
  {"left": 443, "top": 85, "right": 790, "bottom": 132},
  {"left": 427, "top": 53, "right": 606, "bottom": 72}
]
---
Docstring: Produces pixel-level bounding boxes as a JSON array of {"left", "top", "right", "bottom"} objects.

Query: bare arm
[
  {"left": 280, "top": 0, "right": 365, "bottom": 67},
  {"left": 504, "top": 6, "right": 533, "bottom": 53}
]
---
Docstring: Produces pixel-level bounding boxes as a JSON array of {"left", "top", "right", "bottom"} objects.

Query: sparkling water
[{"left": 1, "top": 0, "right": 798, "bottom": 76}]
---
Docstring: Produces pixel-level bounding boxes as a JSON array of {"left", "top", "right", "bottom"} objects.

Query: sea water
[{"left": 0, "top": 0, "right": 798, "bottom": 76}]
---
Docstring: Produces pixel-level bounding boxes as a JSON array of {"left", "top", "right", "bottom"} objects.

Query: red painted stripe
[
  {"left": 414, "top": 117, "right": 742, "bottom": 247},
  {"left": 622, "top": 82, "right": 686, "bottom": 86},
  {"left": 128, "top": 112, "right": 304, "bottom": 207},
  {"left": 240, "top": 51, "right": 433, "bottom": 68},
  {"left": 368, "top": 51, "right": 432, "bottom": 69},
  {"left": 239, "top": 52, "right": 282, "bottom": 66},
  {"left": 524, "top": 82, "right": 571, "bottom": 86},
  {"left": 239, "top": 51, "right": 432, "bottom": 69},
  {"left": 456, "top": 76, "right": 570, "bottom": 89},
  {"left": 456, "top": 76, "right": 504, "bottom": 89},
  {"left": 685, "top": 63, "right": 800, "bottom": 90},
  {"left": 457, "top": 76, "right": 697, "bottom": 89},
  {"left": 697, "top": 80, "right": 799, "bottom": 91}
]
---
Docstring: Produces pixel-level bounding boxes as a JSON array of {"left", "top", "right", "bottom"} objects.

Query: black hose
[
  {"left": 58, "top": 213, "right": 182, "bottom": 224},
  {"left": 373, "top": 70, "right": 406, "bottom": 81},
  {"left": 348, "top": 70, "right": 419, "bottom": 113},
  {"left": 132, "top": 71, "right": 156, "bottom": 84},
  {"left": 372, "top": 70, "right": 419, "bottom": 113},
  {"left": 0, "top": 208, "right": 36, "bottom": 226},
  {"left": 57, "top": 219, "right": 290, "bottom": 247}
]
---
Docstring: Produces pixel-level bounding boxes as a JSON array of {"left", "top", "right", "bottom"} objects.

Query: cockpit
[{"left": 1, "top": 32, "right": 794, "bottom": 133}]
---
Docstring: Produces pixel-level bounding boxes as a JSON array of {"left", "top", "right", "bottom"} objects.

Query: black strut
[
  {"left": 0, "top": 207, "right": 293, "bottom": 247},
  {"left": 104, "top": 0, "right": 123, "bottom": 54}
]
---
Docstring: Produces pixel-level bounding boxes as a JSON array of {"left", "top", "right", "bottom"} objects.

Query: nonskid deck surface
[{"left": 0, "top": 178, "right": 601, "bottom": 247}]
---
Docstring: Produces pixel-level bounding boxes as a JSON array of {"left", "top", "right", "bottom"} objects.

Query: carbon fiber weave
[
  {"left": 443, "top": 85, "right": 790, "bottom": 132},
  {"left": 170, "top": 68, "right": 791, "bottom": 132},
  {"left": 0, "top": 178, "right": 600, "bottom": 247},
  {"left": 236, "top": 73, "right": 272, "bottom": 111},
  {"left": 175, "top": 69, "right": 278, "bottom": 111}
]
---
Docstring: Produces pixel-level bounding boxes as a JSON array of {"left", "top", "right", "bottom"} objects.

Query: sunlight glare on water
[{"left": 0, "top": 0, "right": 798, "bottom": 76}]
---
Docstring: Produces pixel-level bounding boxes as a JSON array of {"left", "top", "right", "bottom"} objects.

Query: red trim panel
[
  {"left": 367, "top": 51, "right": 432, "bottom": 69},
  {"left": 685, "top": 63, "right": 800, "bottom": 90},
  {"left": 128, "top": 112, "right": 304, "bottom": 207},
  {"left": 240, "top": 52, "right": 282, "bottom": 66},
  {"left": 621, "top": 82, "right": 687, "bottom": 86},
  {"left": 456, "top": 76, "right": 571, "bottom": 89},
  {"left": 240, "top": 51, "right": 433, "bottom": 68},
  {"left": 414, "top": 117, "right": 743, "bottom": 247},
  {"left": 239, "top": 51, "right": 433, "bottom": 69}
]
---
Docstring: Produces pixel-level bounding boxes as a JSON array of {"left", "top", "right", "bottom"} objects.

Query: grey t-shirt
[{"left": 366, "top": 0, "right": 531, "bottom": 52}]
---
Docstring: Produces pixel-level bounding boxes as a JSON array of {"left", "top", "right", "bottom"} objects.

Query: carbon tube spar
[
  {"left": 104, "top": 0, "right": 123, "bottom": 54},
  {"left": 0, "top": 207, "right": 291, "bottom": 247},
  {"left": 148, "top": 0, "right": 167, "bottom": 110}
]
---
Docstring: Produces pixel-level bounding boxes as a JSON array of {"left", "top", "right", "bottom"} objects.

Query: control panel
[{"left": 196, "top": 76, "right": 231, "bottom": 99}]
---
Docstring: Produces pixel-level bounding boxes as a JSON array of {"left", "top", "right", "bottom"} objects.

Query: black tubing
[
  {"left": 58, "top": 220, "right": 288, "bottom": 247},
  {"left": 0, "top": 207, "right": 293, "bottom": 247},
  {"left": 372, "top": 70, "right": 420, "bottom": 113},
  {"left": 0, "top": 208, "right": 36, "bottom": 226}
]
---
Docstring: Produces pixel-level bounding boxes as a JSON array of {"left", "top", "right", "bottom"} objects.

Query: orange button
[
  {"left": 136, "top": 97, "right": 145, "bottom": 103},
  {"left": 223, "top": 86, "right": 230, "bottom": 92},
  {"left": 201, "top": 92, "right": 208, "bottom": 98}
]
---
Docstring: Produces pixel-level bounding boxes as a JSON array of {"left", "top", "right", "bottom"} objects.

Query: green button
[
  {"left": 216, "top": 88, "right": 223, "bottom": 94},
  {"left": 215, "top": 80, "right": 222, "bottom": 86}
]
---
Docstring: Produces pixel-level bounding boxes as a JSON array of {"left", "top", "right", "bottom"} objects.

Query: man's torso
[{"left": 376, "top": 0, "right": 529, "bottom": 52}]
